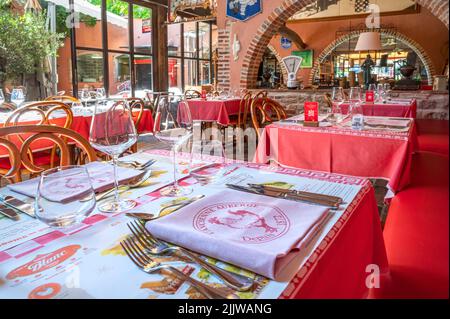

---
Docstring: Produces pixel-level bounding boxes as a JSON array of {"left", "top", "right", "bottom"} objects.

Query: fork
[
  {"left": 127, "top": 221, "right": 255, "bottom": 292},
  {"left": 117, "top": 159, "right": 156, "bottom": 170},
  {"left": 120, "top": 237, "right": 236, "bottom": 299}
]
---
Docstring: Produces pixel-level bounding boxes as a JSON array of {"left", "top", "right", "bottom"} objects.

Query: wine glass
[
  {"left": 11, "top": 88, "right": 25, "bottom": 107},
  {"left": 0, "top": 89, "right": 5, "bottom": 105},
  {"left": 154, "top": 96, "right": 193, "bottom": 197},
  {"left": 35, "top": 166, "right": 96, "bottom": 228},
  {"left": 96, "top": 87, "right": 106, "bottom": 100},
  {"left": 89, "top": 100, "right": 138, "bottom": 213},
  {"left": 349, "top": 87, "right": 362, "bottom": 103},
  {"left": 80, "top": 89, "right": 90, "bottom": 107}
]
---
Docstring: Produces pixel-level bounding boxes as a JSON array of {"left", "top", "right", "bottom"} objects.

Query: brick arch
[
  {"left": 240, "top": 0, "right": 449, "bottom": 89},
  {"left": 308, "top": 29, "right": 437, "bottom": 85}
]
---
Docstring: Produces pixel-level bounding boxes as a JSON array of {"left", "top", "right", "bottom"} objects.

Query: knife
[
  {"left": 226, "top": 184, "right": 340, "bottom": 209},
  {"left": 0, "top": 195, "right": 35, "bottom": 218},
  {"left": 0, "top": 203, "right": 20, "bottom": 221}
]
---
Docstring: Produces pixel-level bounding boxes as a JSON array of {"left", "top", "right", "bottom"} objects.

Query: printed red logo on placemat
[
  {"left": 28, "top": 283, "right": 61, "bottom": 299},
  {"left": 6, "top": 245, "right": 81, "bottom": 279},
  {"left": 193, "top": 203, "right": 290, "bottom": 244}
]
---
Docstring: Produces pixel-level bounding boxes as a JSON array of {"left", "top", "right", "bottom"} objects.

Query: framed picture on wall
[{"left": 292, "top": 50, "right": 314, "bottom": 68}]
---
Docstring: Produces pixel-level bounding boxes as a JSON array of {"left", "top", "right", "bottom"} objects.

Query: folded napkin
[
  {"left": 8, "top": 162, "right": 143, "bottom": 201},
  {"left": 146, "top": 189, "right": 330, "bottom": 279},
  {"left": 365, "top": 118, "right": 411, "bottom": 127}
]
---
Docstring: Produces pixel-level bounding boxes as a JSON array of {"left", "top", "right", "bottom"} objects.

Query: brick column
[{"left": 217, "top": 21, "right": 232, "bottom": 91}]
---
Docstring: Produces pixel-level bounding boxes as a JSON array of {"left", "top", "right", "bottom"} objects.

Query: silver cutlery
[
  {"left": 127, "top": 221, "right": 255, "bottom": 292},
  {"left": 94, "top": 170, "right": 154, "bottom": 202},
  {"left": 126, "top": 195, "right": 205, "bottom": 221},
  {"left": 226, "top": 184, "right": 341, "bottom": 210},
  {"left": 0, "top": 195, "right": 35, "bottom": 218},
  {"left": 117, "top": 159, "right": 156, "bottom": 170},
  {"left": 0, "top": 203, "right": 20, "bottom": 221},
  {"left": 120, "top": 237, "right": 237, "bottom": 299}
]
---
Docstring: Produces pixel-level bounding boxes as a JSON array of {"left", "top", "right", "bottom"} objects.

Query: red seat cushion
[
  {"left": 416, "top": 119, "right": 449, "bottom": 156},
  {"left": 0, "top": 152, "right": 59, "bottom": 170},
  {"left": 376, "top": 153, "right": 449, "bottom": 299}
]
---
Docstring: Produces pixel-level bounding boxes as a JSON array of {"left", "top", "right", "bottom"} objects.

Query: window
[
  {"left": 167, "top": 21, "right": 214, "bottom": 92},
  {"left": 70, "top": 0, "right": 155, "bottom": 98}
]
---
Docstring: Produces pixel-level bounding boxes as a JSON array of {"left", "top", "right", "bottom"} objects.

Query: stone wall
[{"left": 250, "top": 89, "right": 449, "bottom": 120}]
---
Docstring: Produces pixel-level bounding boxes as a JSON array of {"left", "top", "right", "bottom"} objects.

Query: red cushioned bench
[
  {"left": 373, "top": 152, "right": 449, "bottom": 299},
  {"left": 416, "top": 119, "right": 449, "bottom": 156}
]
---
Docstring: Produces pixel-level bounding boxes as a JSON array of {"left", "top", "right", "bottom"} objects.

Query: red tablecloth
[
  {"left": 184, "top": 98, "right": 241, "bottom": 126},
  {"left": 335, "top": 99, "right": 417, "bottom": 118},
  {"left": 0, "top": 110, "right": 153, "bottom": 158},
  {"left": 254, "top": 119, "right": 418, "bottom": 194}
]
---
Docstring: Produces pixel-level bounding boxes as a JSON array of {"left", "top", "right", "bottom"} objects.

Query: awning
[{"left": 46, "top": 0, "right": 128, "bottom": 29}]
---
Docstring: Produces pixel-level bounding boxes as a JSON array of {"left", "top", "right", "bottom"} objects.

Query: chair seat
[
  {"left": 0, "top": 151, "right": 59, "bottom": 170},
  {"left": 416, "top": 119, "right": 449, "bottom": 156}
]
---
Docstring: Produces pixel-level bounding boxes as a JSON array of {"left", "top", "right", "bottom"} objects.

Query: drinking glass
[
  {"left": 368, "top": 84, "right": 377, "bottom": 92},
  {"left": 80, "top": 89, "right": 90, "bottom": 107},
  {"left": 11, "top": 88, "right": 25, "bottom": 107},
  {"left": 35, "top": 166, "right": 96, "bottom": 228},
  {"left": 154, "top": 96, "right": 193, "bottom": 197},
  {"left": 0, "top": 89, "right": 5, "bottom": 105},
  {"left": 190, "top": 140, "right": 226, "bottom": 185},
  {"left": 96, "top": 87, "right": 106, "bottom": 100},
  {"left": 89, "top": 100, "right": 138, "bottom": 212},
  {"left": 349, "top": 87, "right": 362, "bottom": 103}
]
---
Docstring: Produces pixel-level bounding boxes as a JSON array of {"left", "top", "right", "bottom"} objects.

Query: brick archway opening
[
  {"left": 308, "top": 29, "right": 437, "bottom": 86},
  {"left": 239, "top": 0, "right": 449, "bottom": 89}
]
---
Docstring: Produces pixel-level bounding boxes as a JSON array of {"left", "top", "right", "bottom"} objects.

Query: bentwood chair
[
  {"left": 126, "top": 97, "right": 145, "bottom": 153},
  {"left": 0, "top": 125, "right": 97, "bottom": 184},
  {"left": 0, "top": 101, "right": 74, "bottom": 182},
  {"left": 324, "top": 93, "right": 333, "bottom": 109},
  {"left": 0, "top": 102, "right": 16, "bottom": 112},
  {"left": 45, "top": 95, "right": 81, "bottom": 105},
  {"left": 250, "top": 96, "right": 285, "bottom": 139}
]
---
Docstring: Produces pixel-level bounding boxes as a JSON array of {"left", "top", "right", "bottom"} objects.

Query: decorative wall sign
[
  {"left": 280, "top": 37, "right": 292, "bottom": 50},
  {"left": 292, "top": 50, "right": 314, "bottom": 69},
  {"left": 232, "top": 33, "right": 241, "bottom": 61},
  {"left": 226, "top": 0, "right": 262, "bottom": 22},
  {"left": 168, "top": 0, "right": 217, "bottom": 23}
]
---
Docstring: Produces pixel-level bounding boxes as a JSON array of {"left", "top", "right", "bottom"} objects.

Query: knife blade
[
  {"left": 0, "top": 203, "right": 20, "bottom": 221},
  {"left": 0, "top": 195, "right": 35, "bottom": 218},
  {"left": 226, "top": 184, "right": 339, "bottom": 209}
]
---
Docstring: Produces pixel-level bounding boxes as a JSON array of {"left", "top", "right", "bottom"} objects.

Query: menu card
[
  {"left": 304, "top": 102, "right": 319, "bottom": 123},
  {"left": 365, "top": 91, "right": 375, "bottom": 103}
]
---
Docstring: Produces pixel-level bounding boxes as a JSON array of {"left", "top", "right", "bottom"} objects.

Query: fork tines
[
  {"left": 120, "top": 237, "right": 154, "bottom": 270},
  {"left": 127, "top": 221, "right": 158, "bottom": 249}
]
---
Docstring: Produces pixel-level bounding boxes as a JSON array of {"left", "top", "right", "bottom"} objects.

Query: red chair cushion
[
  {"left": 0, "top": 152, "right": 59, "bottom": 170},
  {"left": 416, "top": 119, "right": 449, "bottom": 156},
  {"left": 376, "top": 153, "right": 449, "bottom": 299}
]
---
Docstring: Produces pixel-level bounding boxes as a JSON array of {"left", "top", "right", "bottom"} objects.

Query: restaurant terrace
[{"left": 0, "top": 0, "right": 448, "bottom": 301}]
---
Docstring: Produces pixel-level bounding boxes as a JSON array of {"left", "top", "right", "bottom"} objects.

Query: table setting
[{"left": 0, "top": 144, "right": 388, "bottom": 298}]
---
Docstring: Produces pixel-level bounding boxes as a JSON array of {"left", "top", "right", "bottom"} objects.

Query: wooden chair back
[
  {"left": 324, "top": 93, "right": 333, "bottom": 109},
  {"left": 0, "top": 102, "right": 16, "bottom": 112},
  {"left": 45, "top": 95, "right": 81, "bottom": 104},
  {"left": 0, "top": 125, "right": 97, "bottom": 182},
  {"left": 238, "top": 92, "right": 253, "bottom": 129},
  {"left": 250, "top": 96, "right": 272, "bottom": 139}
]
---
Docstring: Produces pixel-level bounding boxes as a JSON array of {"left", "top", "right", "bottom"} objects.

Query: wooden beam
[{"left": 277, "top": 25, "right": 307, "bottom": 50}]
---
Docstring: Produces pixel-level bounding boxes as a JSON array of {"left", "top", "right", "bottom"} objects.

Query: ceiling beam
[{"left": 277, "top": 25, "right": 307, "bottom": 50}]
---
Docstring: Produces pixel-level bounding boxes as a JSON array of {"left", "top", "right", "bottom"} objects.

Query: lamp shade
[{"left": 354, "top": 32, "right": 382, "bottom": 51}]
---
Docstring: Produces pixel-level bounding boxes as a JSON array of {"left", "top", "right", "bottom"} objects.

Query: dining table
[
  {"left": 0, "top": 106, "right": 154, "bottom": 160},
  {"left": 254, "top": 115, "right": 418, "bottom": 196},
  {"left": 0, "top": 149, "right": 388, "bottom": 299},
  {"left": 182, "top": 97, "right": 242, "bottom": 126},
  {"left": 334, "top": 98, "right": 417, "bottom": 118}
]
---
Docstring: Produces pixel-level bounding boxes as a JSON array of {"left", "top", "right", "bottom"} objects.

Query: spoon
[{"left": 126, "top": 195, "right": 205, "bottom": 221}]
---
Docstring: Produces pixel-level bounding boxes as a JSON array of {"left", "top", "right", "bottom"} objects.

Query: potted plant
[{"left": 0, "top": 0, "right": 63, "bottom": 99}]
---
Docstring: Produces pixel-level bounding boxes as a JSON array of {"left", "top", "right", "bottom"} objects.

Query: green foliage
[{"left": 0, "top": 10, "right": 64, "bottom": 83}]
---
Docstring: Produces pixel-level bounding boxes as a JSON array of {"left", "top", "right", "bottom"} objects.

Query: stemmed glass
[
  {"left": 89, "top": 100, "right": 138, "bottom": 213},
  {"left": 190, "top": 140, "right": 226, "bottom": 185},
  {"left": 0, "top": 89, "right": 5, "bottom": 105},
  {"left": 349, "top": 87, "right": 362, "bottom": 103},
  {"left": 11, "top": 88, "right": 25, "bottom": 107},
  {"left": 36, "top": 166, "right": 96, "bottom": 228},
  {"left": 80, "top": 89, "right": 90, "bottom": 107},
  {"left": 154, "top": 96, "right": 193, "bottom": 197},
  {"left": 330, "top": 87, "right": 345, "bottom": 122},
  {"left": 96, "top": 87, "right": 106, "bottom": 100}
]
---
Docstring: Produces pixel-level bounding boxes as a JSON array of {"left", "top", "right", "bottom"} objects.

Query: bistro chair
[
  {"left": 126, "top": 97, "right": 145, "bottom": 153},
  {"left": 45, "top": 95, "right": 81, "bottom": 105},
  {"left": 184, "top": 90, "right": 201, "bottom": 100},
  {"left": 0, "top": 125, "right": 97, "bottom": 184},
  {"left": 0, "top": 102, "right": 16, "bottom": 112},
  {"left": 0, "top": 101, "right": 74, "bottom": 182},
  {"left": 324, "top": 93, "right": 333, "bottom": 109},
  {"left": 250, "top": 97, "right": 280, "bottom": 139}
]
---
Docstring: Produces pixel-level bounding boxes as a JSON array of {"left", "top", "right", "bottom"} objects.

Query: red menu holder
[
  {"left": 365, "top": 91, "right": 374, "bottom": 103},
  {"left": 304, "top": 101, "right": 319, "bottom": 127},
  {"left": 201, "top": 90, "right": 207, "bottom": 100}
]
